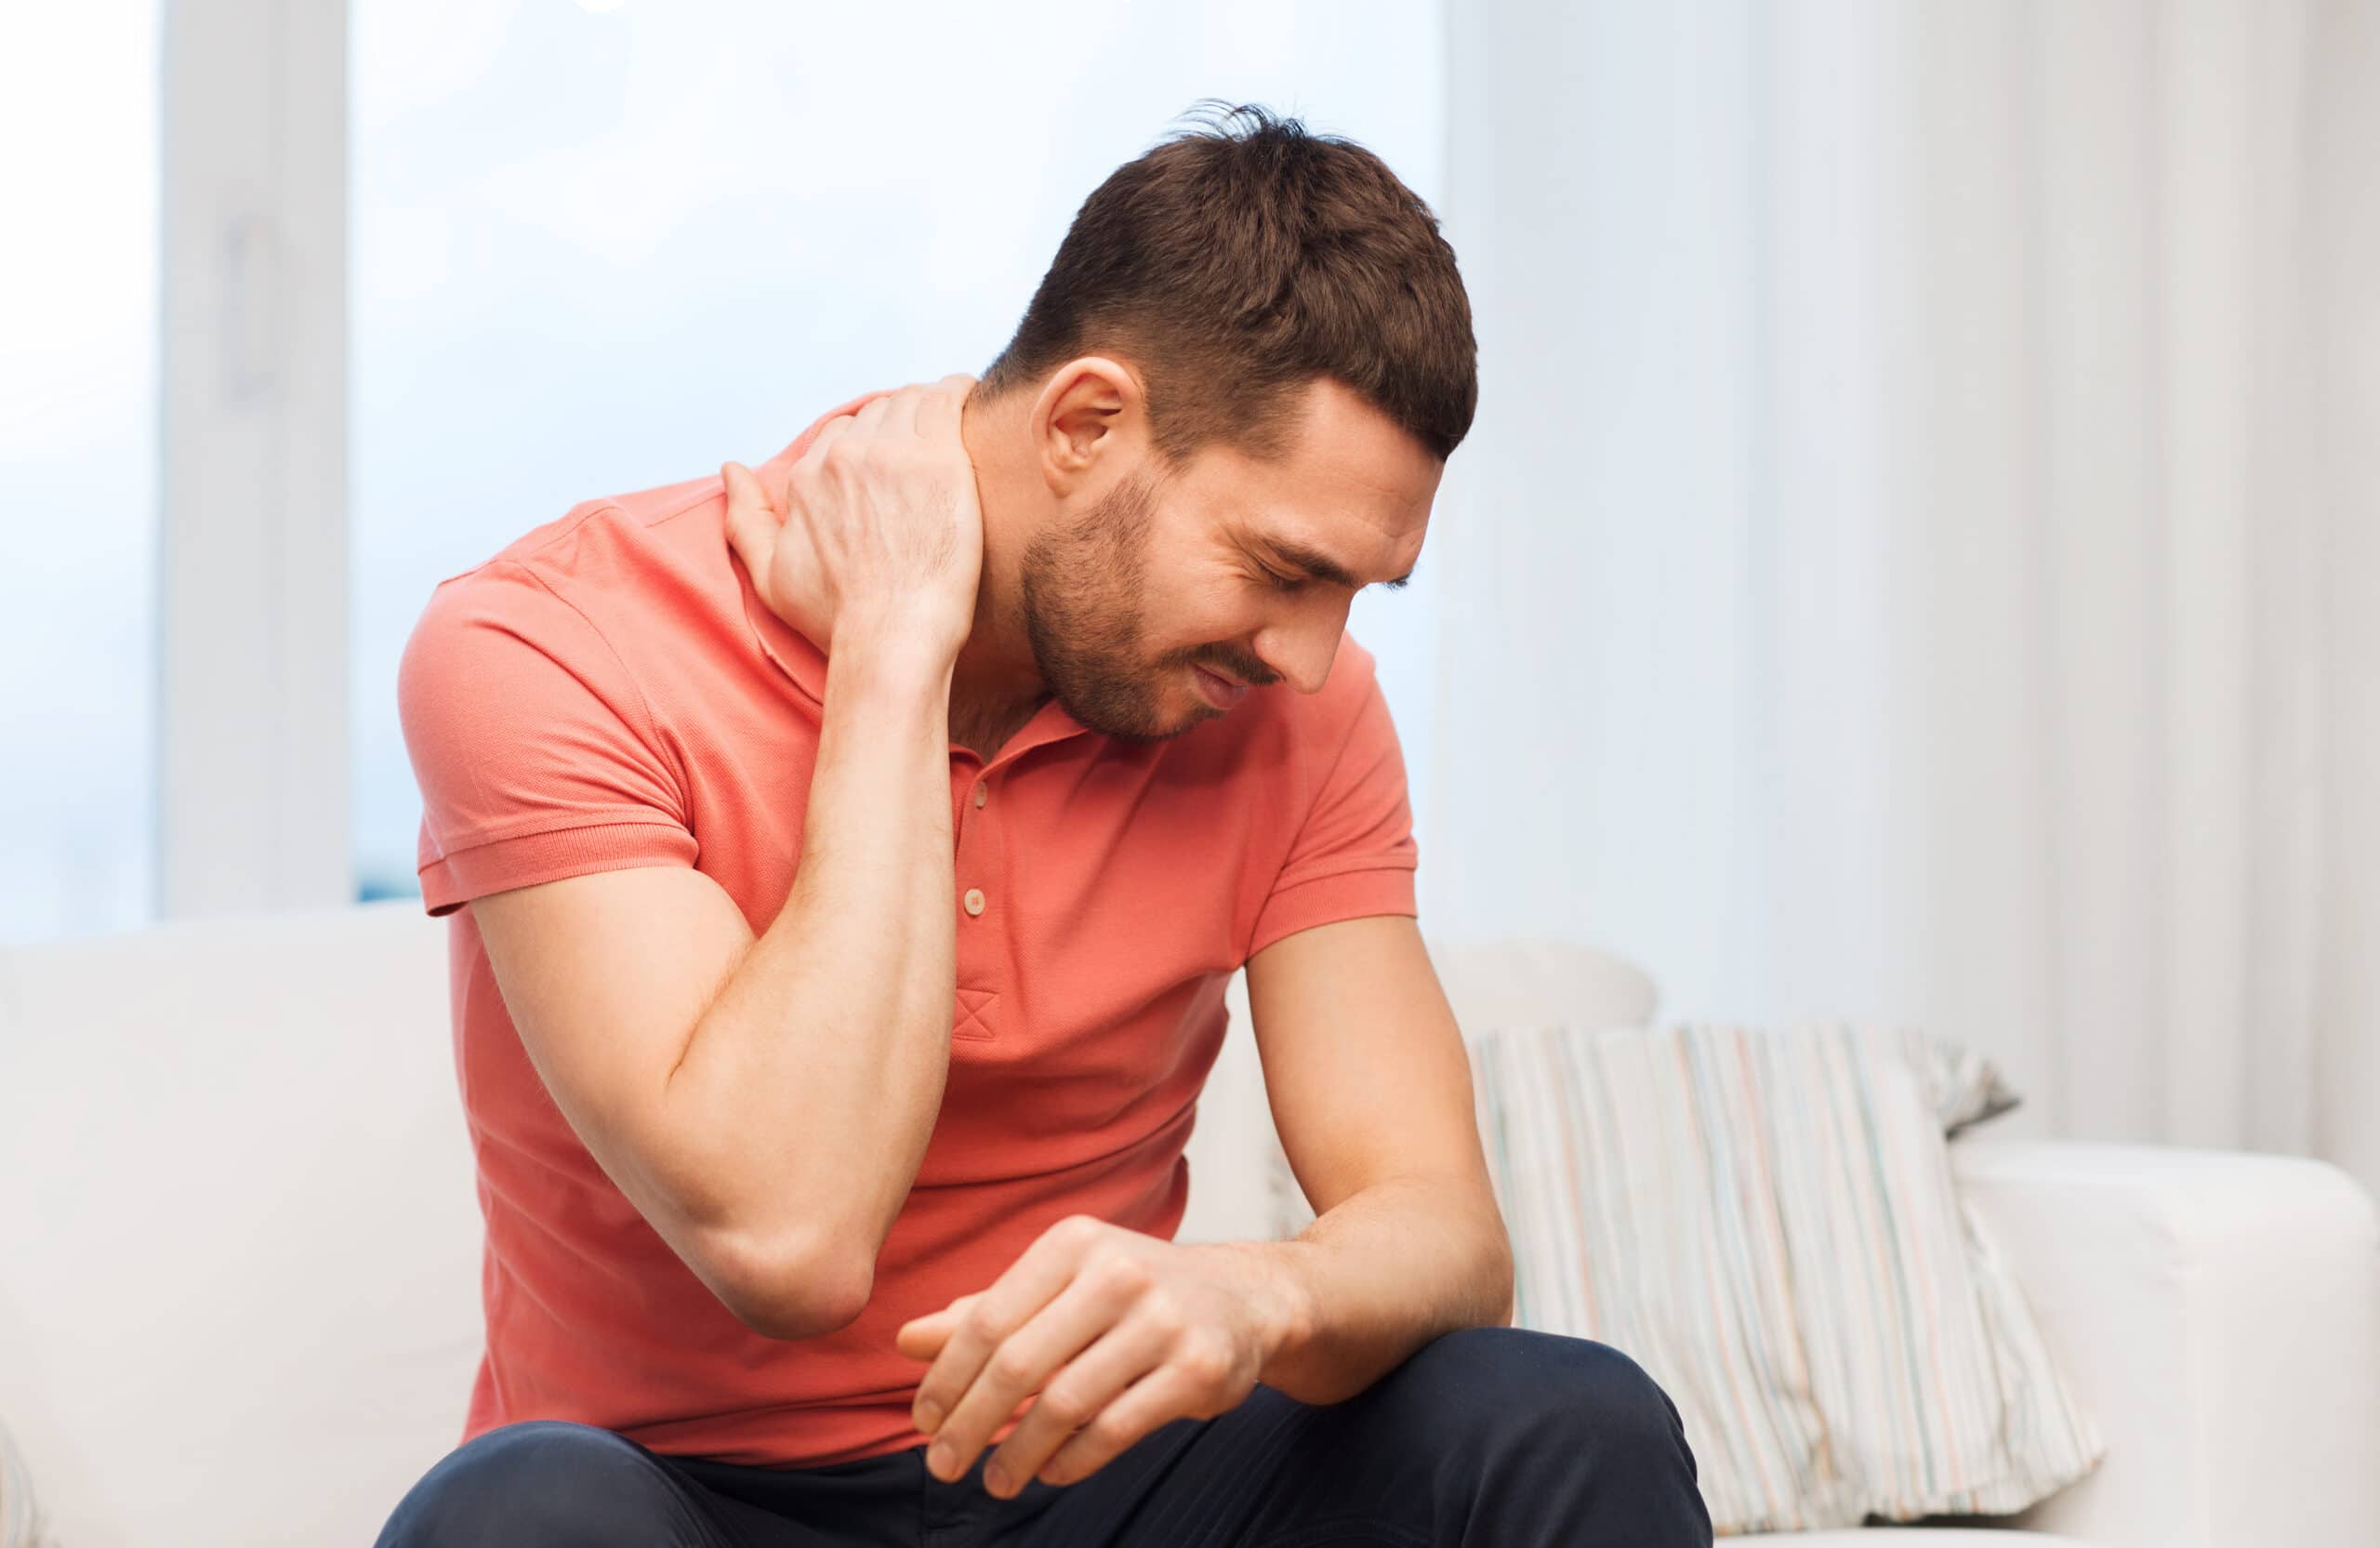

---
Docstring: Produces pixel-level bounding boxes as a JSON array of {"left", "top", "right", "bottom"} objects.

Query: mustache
[{"left": 1188, "top": 647, "right": 1279, "bottom": 687}]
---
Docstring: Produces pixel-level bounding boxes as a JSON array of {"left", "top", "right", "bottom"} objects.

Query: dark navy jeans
[{"left": 373, "top": 1326, "right": 1712, "bottom": 1546}]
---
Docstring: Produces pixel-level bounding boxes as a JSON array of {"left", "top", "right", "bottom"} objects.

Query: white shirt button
[
  {"left": 972, "top": 782, "right": 988, "bottom": 809},
  {"left": 962, "top": 887, "right": 985, "bottom": 917}
]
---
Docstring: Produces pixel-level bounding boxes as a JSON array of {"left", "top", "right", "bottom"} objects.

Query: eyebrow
[{"left": 1262, "top": 536, "right": 1414, "bottom": 590}]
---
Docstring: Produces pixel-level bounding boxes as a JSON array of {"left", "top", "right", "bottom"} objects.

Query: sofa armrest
[{"left": 1949, "top": 1139, "right": 2380, "bottom": 1548}]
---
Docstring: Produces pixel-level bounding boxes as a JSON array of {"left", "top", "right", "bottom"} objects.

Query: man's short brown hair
[{"left": 979, "top": 100, "right": 1477, "bottom": 465}]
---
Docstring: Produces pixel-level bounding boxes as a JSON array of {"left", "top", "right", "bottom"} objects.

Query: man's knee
[
  {"left": 372, "top": 1420, "right": 701, "bottom": 1548},
  {"left": 1397, "top": 1326, "right": 1695, "bottom": 1473}
]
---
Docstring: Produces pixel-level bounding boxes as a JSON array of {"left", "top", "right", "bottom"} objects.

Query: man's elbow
[{"left": 708, "top": 1226, "right": 875, "bottom": 1341}]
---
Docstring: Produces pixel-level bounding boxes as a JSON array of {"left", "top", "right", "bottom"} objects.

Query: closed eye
[{"left": 1249, "top": 534, "right": 1411, "bottom": 592}]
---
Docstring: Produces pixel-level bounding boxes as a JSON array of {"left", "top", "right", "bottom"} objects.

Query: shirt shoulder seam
[{"left": 461, "top": 497, "right": 638, "bottom": 578}]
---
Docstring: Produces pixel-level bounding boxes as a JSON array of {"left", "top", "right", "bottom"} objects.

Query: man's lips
[{"left": 1193, "top": 664, "right": 1250, "bottom": 708}]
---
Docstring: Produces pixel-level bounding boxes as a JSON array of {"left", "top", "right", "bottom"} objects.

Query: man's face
[{"left": 1017, "top": 376, "right": 1440, "bottom": 743}]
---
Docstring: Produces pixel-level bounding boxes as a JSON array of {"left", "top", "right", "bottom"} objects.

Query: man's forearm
[
  {"left": 1223, "top": 1173, "right": 1514, "bottom": 1407},
  {"left": 664, "top": 630, "right": 959, "bottom": 1308}
]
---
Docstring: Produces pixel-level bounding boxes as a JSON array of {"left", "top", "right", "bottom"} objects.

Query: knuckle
[
  {"left": 963, "top": 1303, "right": 1004, "bottom": 1343},
  {"left": 1055, "top": 1409, "right": 1135, "bottom": 1474},
  {"left": 1037, "top": 1381, "right": 1093, "bottom": 1427},
  {"left": 1082, "top": 1409, "right": 1137, "bottom": 1454},
  {"left": 987, "top": 1346, "right": 1038, "bottom": 1387},
  {"left": 1091, "top": 1253, "right": 1153, "bottom": 1297},
  {"left": 1174, "top": 1338, "right": 1227, "bottom": 1385}
]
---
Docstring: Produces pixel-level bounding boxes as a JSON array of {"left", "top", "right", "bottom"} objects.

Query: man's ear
[{"left": 1029, "top": 356, "right": 1145, "bottom": 496}]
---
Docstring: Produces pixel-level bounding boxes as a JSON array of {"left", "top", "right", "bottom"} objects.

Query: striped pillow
[{"left": 1275, "top": 1022, "right": 2102, "bottom": 1534}]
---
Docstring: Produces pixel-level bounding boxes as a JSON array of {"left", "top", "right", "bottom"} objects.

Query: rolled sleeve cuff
[
  {"left": 1246, "top": 863, "right": 1418, "bottom": 961},
  {"left": 417, "top": 819, "right": 699, "bottom": 917}
]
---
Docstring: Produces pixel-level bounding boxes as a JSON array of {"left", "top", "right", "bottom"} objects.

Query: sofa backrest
[
  {"left": 0, "top": 903, "right": 1653, "bottom": 1548},
  {"left": 0, "top": 902, "right": 473, "bottom": 1548}
]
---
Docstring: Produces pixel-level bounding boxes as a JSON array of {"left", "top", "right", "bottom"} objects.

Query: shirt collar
[{"left": 731, "top": 388, "right": 1096, "bottom": 767}]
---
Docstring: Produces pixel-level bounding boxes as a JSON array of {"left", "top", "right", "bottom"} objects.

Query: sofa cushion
[{"left": 1511, "top": 1022, "right": 2099, "bottom": 1529}]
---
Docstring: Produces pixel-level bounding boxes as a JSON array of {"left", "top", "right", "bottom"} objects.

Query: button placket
[
  {"left": 950, "top": 757, "right": 999, "bottom": 1040},
  {"left": 957, "top": 769, "right": 987, "bottom": 920}
]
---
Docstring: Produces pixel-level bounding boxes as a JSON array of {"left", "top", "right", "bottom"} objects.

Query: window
[{"left": 0, "top": 3, "right": 160, "bottom": 943}]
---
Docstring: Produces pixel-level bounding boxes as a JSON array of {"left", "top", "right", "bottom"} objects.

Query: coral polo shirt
[{"left": 396, "top": 390, "right": 1420, "bottom": 1468}]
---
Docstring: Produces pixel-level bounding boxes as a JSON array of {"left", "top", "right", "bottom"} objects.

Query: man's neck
[{"left": 947, "top": 389, "right": 1051, "bottom": 754}]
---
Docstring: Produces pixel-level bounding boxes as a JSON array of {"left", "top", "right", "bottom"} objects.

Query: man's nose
[{"left": 1252, "top": 596, "right": 1351, "bottom": 695}]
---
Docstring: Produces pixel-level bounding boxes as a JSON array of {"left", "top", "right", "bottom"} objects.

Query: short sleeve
[
  {"left": 398, "top": 561, "right": 698, "bottom": 917},
  {"left": 1246, "top": 656, "right": 1420, "bottom": 958}
]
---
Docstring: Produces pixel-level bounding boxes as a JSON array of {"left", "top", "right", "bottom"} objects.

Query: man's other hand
[{"left": 894, "top": 1215, "right": 1315, "bottom": 1498}]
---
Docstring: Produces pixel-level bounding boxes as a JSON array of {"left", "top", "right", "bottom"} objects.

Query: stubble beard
[{"left": 1016, "top": 471, "right": 1203, "bottom": 744}]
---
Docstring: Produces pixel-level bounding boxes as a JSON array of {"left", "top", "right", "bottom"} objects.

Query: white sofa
[{"left": 2, "top": 902, "right": 2373, "bottom": 1547}]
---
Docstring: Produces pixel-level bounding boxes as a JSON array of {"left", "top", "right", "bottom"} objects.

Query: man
[{"left": 375, "top": 103, "right": 1710, "bottom": 1546}]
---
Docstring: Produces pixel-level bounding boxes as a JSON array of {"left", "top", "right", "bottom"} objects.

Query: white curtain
[{"left": 1427, "top": 0, "right": 2380, "bottom": 1193}]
